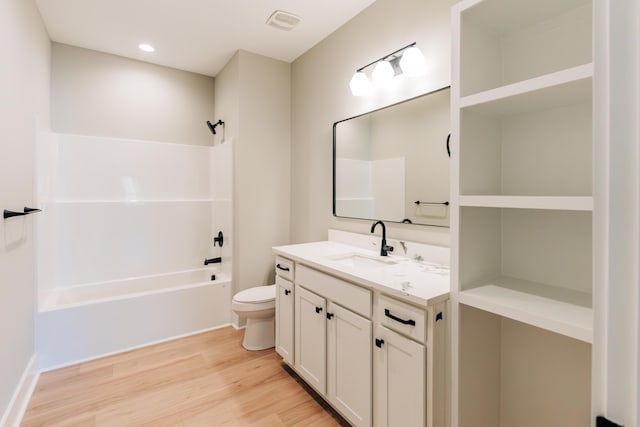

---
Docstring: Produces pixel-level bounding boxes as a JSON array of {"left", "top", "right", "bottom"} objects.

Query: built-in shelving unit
[{"left": 451, "top": 0, "right": 593, "bottom": 425}]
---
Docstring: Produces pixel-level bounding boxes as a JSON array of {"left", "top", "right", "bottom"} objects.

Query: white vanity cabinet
[
  {"left": 294, "top": 285, "right": 327, "bottom": 393},
  {"left": 273, "top": 239, "right": 450, "bottom": 427},
  {"left": 327, "top": 301, "right": 372, "bottom": 427},
  {"left": 275, "top": 257, "right": 295, "bottom": 365},
  {"left": 373, "top": 324, "right": 425, "bottom": 427},
  {"left": 295, "top": 265, "right": 372, "bottom": 427},
  {"left": 374, "top": 294, "right": 447, "bottom": 427}
]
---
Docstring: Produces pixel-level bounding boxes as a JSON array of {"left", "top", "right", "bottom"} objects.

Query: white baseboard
[{"left": 1, "top": 355, "right": 39, "bottom": 427}]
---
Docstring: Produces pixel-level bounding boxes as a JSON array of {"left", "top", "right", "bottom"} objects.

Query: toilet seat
[
  {"left": 231, "top": 285, "right": 276, "bottom": 313},
  {"left": 233, "top": 284, "right": 276, "bottom": 304}
]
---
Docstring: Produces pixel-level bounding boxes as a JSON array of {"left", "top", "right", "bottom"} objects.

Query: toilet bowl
[{"left": 232, "top": 284, "right": 276, "bottom": 350}]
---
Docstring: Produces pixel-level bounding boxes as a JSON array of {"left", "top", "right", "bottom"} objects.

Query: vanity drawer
[
  {"left": 275, "top": 257, "right": 294, "bottom": 281},
  {"left": 296, "top": 264, "right": 371, "bottom": 318},
  {"left": 377, "top": 295, "right": 426, "bottom": 343}
]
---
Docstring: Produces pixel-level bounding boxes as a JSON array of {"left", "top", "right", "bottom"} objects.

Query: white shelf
[
  {"left": 459, "top": 0, "right": 591, "bottom": 36},
  {"left": 459, "top": 64, "right": 592, "bottom": 115},
  {"left": 458, "top": 195, "right": 593, "bottom": 211},
  {"left": 457, "top": 277, "right": 592, "bottom": 343}
]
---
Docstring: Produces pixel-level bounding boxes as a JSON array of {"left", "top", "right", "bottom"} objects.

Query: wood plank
[{"left": 22, "top": 327, "right": 347, "bottom": 427}]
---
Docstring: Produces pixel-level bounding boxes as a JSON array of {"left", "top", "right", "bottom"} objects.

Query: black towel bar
[
  {"left": 3, "top": 207, "right": 42, "bottom": 220},
  {"left": 414, "top": 200, "right": 449, "bottom": 206}
]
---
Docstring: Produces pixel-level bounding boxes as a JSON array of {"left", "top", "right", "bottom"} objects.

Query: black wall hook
[{"left": 4, "top": 207, "right": 42, "bottom": 220}]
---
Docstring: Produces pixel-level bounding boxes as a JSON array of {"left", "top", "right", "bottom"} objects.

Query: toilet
[{"left": 232, "top": 284, "right": 276, "bottom": 350}]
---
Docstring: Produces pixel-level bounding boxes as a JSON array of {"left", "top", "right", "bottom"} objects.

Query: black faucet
[
  {"left": 204, "top": 257, "right": 222, "bottom": 265},
  {"left": 370, "top": 220, "right": 394, "bottom": 257}
]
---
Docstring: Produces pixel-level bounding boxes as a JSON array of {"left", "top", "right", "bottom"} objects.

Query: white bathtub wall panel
[
  {"left": 34, "top": 134, "right": 60, "bottom": 293},
  {"left": 372, "top": 157, "right": 405, "bottom": 220},
  {"left": 35, "top": 132, "right": 60, "bottom": 206},
  {"left": 54, "top": 201, "right": 212, "bottom": 286},
  {"left": 211, "top": 199, "right": 233, "bottom": 277},
  {"left": 335, "top": 158, "right": 372, "bottom": 199},
  {"left": 34, "top": 203, "right": 59, "bottom": 292},
  {"left": 56, "top": 134, "right": 211, "bottom": 201},
  {"left": 211, "top": 139, "right": 233, "bottom": 201},
  {"left": 36, "top": 281, "right": 232, "bottom": 370},
  {"left": 335, "top": 199, "right": 375, "bottom": 218}
]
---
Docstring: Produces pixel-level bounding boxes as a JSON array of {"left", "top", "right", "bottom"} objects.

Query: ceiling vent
[{"left": 266, "top": 10, "right": 301, "bottom": 31}]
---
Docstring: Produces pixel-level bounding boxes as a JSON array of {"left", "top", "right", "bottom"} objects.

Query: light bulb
[
  {"left": 349, "top": 71, "right": 373, "bottom": 96},
  {"left": 371, "top": 60, "right": 395, "bottom": 87},
  {"left": 399, "top": 47, "right": 426, "bottom": 76}
]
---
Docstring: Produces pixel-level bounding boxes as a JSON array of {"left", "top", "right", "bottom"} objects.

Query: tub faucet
[
  {"left": 204, "top": 257, "right": 222, "bottom": 265},
  {"left": 370, "top": 220, "right": 394, "bottom": 257}
]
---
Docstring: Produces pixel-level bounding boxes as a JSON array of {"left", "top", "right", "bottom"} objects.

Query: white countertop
[{"left": 273, "top": 241, "right": 450, "bottom": 307}]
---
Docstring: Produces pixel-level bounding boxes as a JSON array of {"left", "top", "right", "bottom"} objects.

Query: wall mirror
[{"left": 333, "top": 86, "right": 450, "bottom": 227}]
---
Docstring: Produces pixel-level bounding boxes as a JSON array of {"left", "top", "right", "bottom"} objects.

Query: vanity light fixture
[
  {"left": 138, "top": 43, "right": 155, "bottom": 53},
  {"left": 371, "top": 60, "right": 395, "bottom": 87},
  {"left": 349, "top": 71, "right": 373, "bottom": 96},
  {"left": 399, "top": 46, "right": 426, "bottom": 76},
  {"left": 349, "top": 42, "right": 425, "bottom": 96}
]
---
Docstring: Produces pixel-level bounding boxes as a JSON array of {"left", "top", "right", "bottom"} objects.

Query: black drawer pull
[
  {"left": 375, "top": 338, "right": 384, "bottom": 348},
  {"left": 284, "top": 289, "right": 291, "bottom": 296},
  {"left": 315, "top": 306, "right": 323, "bottom": 314},
  {"left": 326, "top": 312, "right": 334, "bottom": 320},
  {"left": 384, "top": 309, "right": 416, "bottom": 326},
  {"left": 276, "top": 264, "right": 290, "bottom": 272}
]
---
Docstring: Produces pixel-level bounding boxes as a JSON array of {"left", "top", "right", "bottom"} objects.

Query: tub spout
[{"left": 204, "top": 257, "right": 222, "bottom": 265}]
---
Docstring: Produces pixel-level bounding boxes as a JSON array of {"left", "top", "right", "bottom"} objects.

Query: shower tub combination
[
  {"left": 35, "top": 133, "right": 234, "bottom": 370},
  {"left": 37, "top": 269, "right": 231, "bottom": 370}
]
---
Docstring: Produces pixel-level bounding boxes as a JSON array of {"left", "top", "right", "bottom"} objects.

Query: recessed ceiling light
[{"left": 138, "top": 43, "right": 155, "bottom": 53}]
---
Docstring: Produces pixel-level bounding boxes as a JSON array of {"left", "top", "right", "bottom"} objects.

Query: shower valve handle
[{"left": 213, "top": 231, "right": 224, "bottom": 247}]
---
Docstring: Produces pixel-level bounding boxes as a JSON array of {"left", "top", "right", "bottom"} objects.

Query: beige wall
[
  {"left": 51, "top": 43, "right": 215, "bottom": 145},
  {"left": 215, "top": 51, "right": 291, "bottom": 292},
  {"left": 291, "top": 0, "right": 456, "bottom": 245},
  {"left": 0, "top": 0, "right": 50, "bottom": 420}
]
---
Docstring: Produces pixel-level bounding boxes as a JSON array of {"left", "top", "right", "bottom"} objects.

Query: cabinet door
[
  {"left": 295, "top": 285, "right": 326, "bottom": 394},
  {"left": 275, "top": 276, "right": 294, "bottom": 365},
  {"left": 327, "top": 302, "right": 372, "bottom": 427},
  {"left": 374, "top": 325, "right": 426, "bottom": 427}
]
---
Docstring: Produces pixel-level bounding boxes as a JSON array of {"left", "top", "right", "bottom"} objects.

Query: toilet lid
[{"left": 234, "top": 284, "right": 276, "bottom": 303}]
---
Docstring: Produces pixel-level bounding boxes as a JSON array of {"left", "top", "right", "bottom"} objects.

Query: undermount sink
[{"left": 329, "top": 253, "right": 397, "bottom": 270}]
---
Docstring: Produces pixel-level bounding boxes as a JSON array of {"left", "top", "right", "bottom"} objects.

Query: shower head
[{"left": 206, "top": 119, "right": 225, "bottom": 135}]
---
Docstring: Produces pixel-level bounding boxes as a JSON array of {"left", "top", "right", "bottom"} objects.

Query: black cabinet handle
[
  {"left": 375, "top": 338, "right": 384, "bottom": 348},
  {"left": 276, "top": 264, "right": 290, "bottom": 272},
  {"left": 384, "top": 309, "right": 416, "bottom": 326},
  {"left": 284, "top": 289, "right": 291, "bottom": 296},
  {"left": 326, "top": 312, "right": 334, "bottom": 320},
  {"left": 315, "top": 306, "right": 323, "bottom": 314}
]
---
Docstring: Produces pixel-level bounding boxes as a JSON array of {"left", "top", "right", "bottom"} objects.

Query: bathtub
[{"left": 36, "top": 269, "right": 232, "bottom": 370}]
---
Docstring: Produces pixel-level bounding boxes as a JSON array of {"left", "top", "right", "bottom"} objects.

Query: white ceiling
[{"left": 35, "top": 0, "right": 376, "bottom": 77}]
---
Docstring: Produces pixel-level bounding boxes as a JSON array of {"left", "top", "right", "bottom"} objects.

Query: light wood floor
[{"left": 22, "top": 327, "right": 349, "bottom": 427}]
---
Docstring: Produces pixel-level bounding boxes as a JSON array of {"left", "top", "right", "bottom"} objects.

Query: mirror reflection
[{"left": 333, "top": 86, "right": 450, "bottom": 227}]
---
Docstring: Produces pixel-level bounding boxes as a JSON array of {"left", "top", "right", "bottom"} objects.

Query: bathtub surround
[
  {"left": 0, "top": 0, "right": 50, "bottom": 425},
  {"left": 35, "top": 134, "right": 233, "bottom": 369}
]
